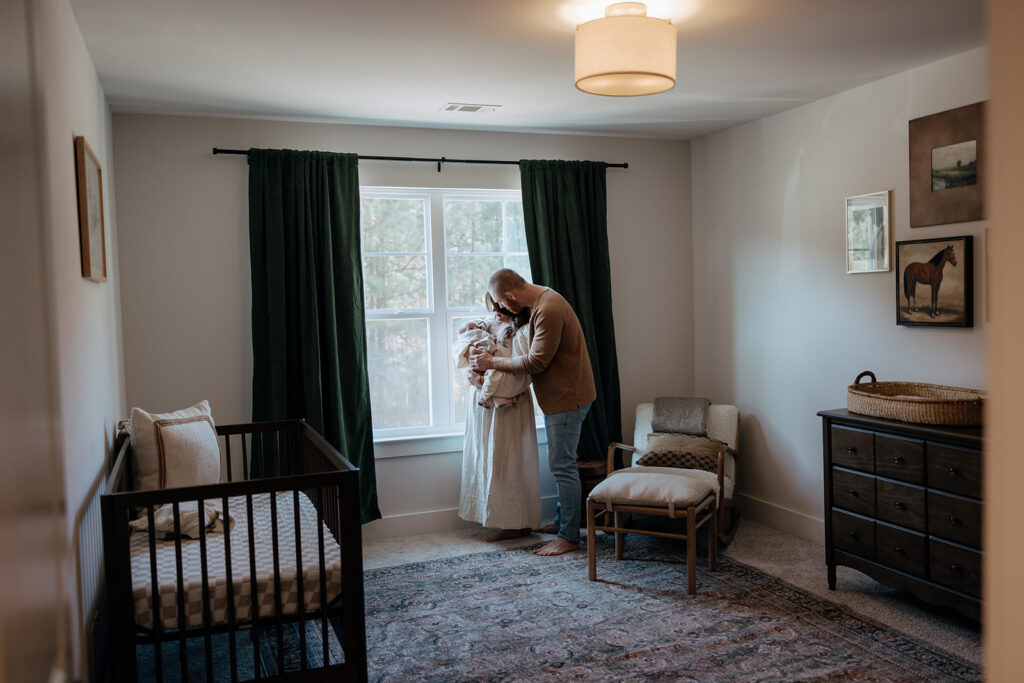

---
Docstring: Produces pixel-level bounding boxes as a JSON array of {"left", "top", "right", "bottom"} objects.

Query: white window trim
[{"left": 361, "top": 186, "right": 541, "bottom": 449}]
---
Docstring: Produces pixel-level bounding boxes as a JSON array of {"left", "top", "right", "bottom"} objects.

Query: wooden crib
[{"left": 101, "top": 419, "right": 367, "bottom": 682}]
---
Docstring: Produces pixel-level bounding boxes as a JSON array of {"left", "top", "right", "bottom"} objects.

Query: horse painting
[{"left": 903, "top": 244, "right": 957, "bottom": 317}]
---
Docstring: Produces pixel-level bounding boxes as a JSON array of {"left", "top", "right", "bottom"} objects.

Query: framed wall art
[
  {"left": 895, "top": 235, "right": 973, "bottom": 327},
  {"left": 846, "top": 190, "right": 890, "bottom": 273},
  {"left": 74, "top": 135, "right": 107, "bottom": 282},
  {"left": 909, "top": 102, "right": 985, "bottom": 228}
]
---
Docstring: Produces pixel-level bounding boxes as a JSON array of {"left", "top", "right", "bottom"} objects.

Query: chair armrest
[
  {"left": 716, "top": 443, "right": 727, "bottom": 498},
  {"left": 606, "top": 442, "right": 636, "bottom": 475}
]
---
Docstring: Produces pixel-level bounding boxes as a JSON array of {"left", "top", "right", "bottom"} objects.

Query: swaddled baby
[{"left": 453, "top": 317, "right": 515, "bottom": 408}]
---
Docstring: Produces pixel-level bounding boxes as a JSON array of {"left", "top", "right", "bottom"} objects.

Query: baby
[{"left": 454, "top": 315, "right": 513, "bottom": 408}]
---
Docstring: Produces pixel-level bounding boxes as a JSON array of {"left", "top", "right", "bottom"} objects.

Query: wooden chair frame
[
  {"left": 586, "top": 491, "right": 717, "bottom": 594},
  {"left": 605, "top": 441, "right": 740, "bottom": 545}
]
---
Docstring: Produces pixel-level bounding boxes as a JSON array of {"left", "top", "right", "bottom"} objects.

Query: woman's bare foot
[
  {"left": 486, "top": 528, "right": 532, "bottom": 542},
  {"left": 532, "top": 522, "right": 559, "bottom": 534},
  {"left": 533, "top": 538, "right": 579, "bottom": 556}
]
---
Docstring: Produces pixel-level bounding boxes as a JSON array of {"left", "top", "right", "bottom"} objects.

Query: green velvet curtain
[
  {"left": 248, "top": 148, "right": 381, "bottom": 523},
  {"left": 518, "top": 159, "right": 622, "bottom": 460}
]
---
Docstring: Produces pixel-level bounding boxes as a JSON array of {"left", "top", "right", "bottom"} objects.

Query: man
[{"left": 469, "top": 269, "right": 596, "bottom": 556}]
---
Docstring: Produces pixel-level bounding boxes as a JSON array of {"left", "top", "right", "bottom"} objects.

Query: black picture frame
[{"left": 895, "top": 235, "right": 973, "bottom": 327}]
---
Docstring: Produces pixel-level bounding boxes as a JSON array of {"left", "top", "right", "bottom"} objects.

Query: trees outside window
[{"left": 361, "top": 188, "right": 532, "bottom": 436}]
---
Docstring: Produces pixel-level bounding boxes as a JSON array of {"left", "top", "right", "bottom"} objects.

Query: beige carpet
[{"left": 363, "top": 518, "right": 981, "bottom": 667}]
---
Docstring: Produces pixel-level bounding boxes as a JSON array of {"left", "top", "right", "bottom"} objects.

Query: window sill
[{"left": 373, "top": 423, "right": 547, "bottom": 459}]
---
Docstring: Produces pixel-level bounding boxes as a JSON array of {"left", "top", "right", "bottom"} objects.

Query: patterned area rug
[{"left": 365, "top": 536, "right": 979, "bottom": 682}]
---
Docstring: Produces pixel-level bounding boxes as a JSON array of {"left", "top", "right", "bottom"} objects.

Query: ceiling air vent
[{"left": 441, "top": 102, "right": 502, "bottom": 113}]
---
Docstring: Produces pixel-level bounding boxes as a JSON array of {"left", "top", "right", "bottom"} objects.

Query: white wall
[
  {"left": 31, "top": 0, "right": 126, "bottom": 677},
  {"left": 691, "top": 48, "right": 988, "bottom": 541},
  {"left": 112, "top": 114, "right": 692, "bottom": 539}
]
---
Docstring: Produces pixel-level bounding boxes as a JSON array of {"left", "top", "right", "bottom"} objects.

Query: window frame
[{"left": 361, "top": 186, "right": 534, "bottom": 441}]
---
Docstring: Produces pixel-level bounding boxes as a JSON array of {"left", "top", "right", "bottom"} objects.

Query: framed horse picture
[{"left": 895, "top": 235, "right": 973, "bottom": 327}]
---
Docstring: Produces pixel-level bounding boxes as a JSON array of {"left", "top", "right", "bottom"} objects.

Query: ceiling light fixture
[{"left": 574, "top": 1, "right": 677, "bottom": 97}]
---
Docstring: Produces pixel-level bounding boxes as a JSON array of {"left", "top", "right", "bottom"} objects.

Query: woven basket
[{"left": 846, "top": 371, "right": 985, "bottom": 426}]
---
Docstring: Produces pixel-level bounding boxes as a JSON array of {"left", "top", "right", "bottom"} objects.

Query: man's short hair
[{"left": 489, "top": 268, "right": 527, "bottom": 294}]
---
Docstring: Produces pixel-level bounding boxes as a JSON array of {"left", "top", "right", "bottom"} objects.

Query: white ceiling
[{"left": 71, "top": 0, "right": 985, "bottom": 140}]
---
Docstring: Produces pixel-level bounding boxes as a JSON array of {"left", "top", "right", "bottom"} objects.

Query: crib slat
[
  {"left": 246, "top": 493, "right": 261, "bottom": 681},
  {"left": 242, "top": 433, "right": 249, "bottom": 480},
  {"left": 146, "top": 505, "right": 164, "bottom": 683},
  {"left": 222, "top": 493, "right": 239, "bottom": 683},
  {"left": 315, "top": 487, "right": 329, "bottom": 666},
  {"left": 197, "top": 497, "right": 214, "bottom": 683},
  {"left": 171, "top": 502, "right": 188, "bottom": 683},
  {"left": 293, "top": 489, "right": 307, "bottom": 670},
  {"left": 273, "top": 431, "right": 281, "bottom": 478},
  {"left": 224, "top": 434, "right": 233, "bottom": 482},
  {"left": 270, "top": 491, "right": 284, "bottom": 674}
]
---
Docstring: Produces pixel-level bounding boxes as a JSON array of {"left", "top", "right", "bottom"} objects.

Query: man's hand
[
  {"left": 469, "top": 347, "right": 494, "bottom": 372},
  {"left": 466, "top": 370, "right": 484, "bottom": 389}
]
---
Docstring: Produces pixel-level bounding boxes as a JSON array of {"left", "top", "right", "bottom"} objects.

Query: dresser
[{"left": 819, "top": 409, "right": 982, "bottom": 620}]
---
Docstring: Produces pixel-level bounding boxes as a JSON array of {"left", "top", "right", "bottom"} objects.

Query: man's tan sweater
[{"left": 507, "top": 288, "right": 596, "bottom": 415}]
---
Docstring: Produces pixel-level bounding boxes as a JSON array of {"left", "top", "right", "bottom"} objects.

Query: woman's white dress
[{"left": 454, "top": 324, "right": 541, "bottom": 529}]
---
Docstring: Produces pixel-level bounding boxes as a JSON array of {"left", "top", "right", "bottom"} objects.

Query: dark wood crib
[{"left": 101, "top": 419, "right": 367, "bottom": 682}]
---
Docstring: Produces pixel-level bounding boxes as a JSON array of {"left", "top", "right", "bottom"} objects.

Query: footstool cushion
[{"left": 588, "top": 466, "right": 716, "bottom": 515}]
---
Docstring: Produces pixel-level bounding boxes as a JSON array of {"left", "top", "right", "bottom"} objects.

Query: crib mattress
[{"left": 130, "top": 491, "right": 343, "bottom": 630}]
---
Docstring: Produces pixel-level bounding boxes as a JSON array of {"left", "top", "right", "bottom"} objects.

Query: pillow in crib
[
  {"left": 635, "top": 433, "right": 724, "bottom": 473},
  {"left": 130, "top": 400, "right": 220, "bottom": 491}
]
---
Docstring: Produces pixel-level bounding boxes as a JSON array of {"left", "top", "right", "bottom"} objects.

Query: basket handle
[{"left": 855, "top": 371, "right": 877, "bottom": 385}]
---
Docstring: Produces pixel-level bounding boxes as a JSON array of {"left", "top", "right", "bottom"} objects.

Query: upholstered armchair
[{"left": 585, "top": 402, "right": 740, "bottom": 594}]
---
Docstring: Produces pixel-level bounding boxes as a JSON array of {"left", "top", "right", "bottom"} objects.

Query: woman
[{"left": 453, "top": 294, "right": 540, "bottom": 541}]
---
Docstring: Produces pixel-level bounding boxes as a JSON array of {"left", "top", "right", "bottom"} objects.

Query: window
[{"left": 360, "top": 188, "right": 533, "bottom": 437}]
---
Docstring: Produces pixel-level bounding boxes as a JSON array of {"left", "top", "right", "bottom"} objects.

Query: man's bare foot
[
  {"left": 486, "top": 528, "right": 532, "bottom": 542},
  {"left": 533, "top": 522, "right": 559, "bottom": 534},
  {"left": 533, "top": 538, "right": 579, "bottom": 556}
]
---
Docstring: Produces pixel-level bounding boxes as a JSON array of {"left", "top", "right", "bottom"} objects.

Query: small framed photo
[
  {"left": 909, "top": 102, "right": 985, "bottom": 227},
  {"left": 846, "top": 190, "right": 891, "bottom": 273},
  {"left": 74, "top": 135, "right": 107, "bottom": 282},
  {"left": 895, "top": 235, "right": 973, "bottom": 327}
]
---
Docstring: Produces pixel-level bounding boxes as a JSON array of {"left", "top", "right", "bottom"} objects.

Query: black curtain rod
[{"left": 211, "top": 147, "right": 628, "bottom": 170}]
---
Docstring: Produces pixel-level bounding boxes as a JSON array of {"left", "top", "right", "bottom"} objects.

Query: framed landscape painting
[
  {"left": 75, "top": 135, "right": 107, "bottom": 282},
  {"left": 909, "top": 102, "right": 985, "bottom": 227},
  {"left": 895, "top": 235, "right": 973, "bottom": 327},
  {"left": 846, "top": 190, "right": 890, "bottom": 273}
]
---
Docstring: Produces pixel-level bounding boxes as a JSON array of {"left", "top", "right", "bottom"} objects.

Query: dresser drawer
[
  {"left": 831, "top": 426, "right": 873, "bottom": 472},
  {"left": 928, "top": 490, "right": 982, "bottom": 548},
  {"left": 875, "top": 521, "right": 927, "bottom": 578},
  {"left": 927, "top": 443, "right": 981, "bottom": 498},
  {"left": 832, "top": 510, "right": 875, "bottom": 560},
  {"left": 874, "top": 434, "right": 924, "bottom": 484},
  {"left": 875, "top": 478, "right": 926, "bottom": 532},
  {"left": 832, "top": 468, "right": 875, "bottom": 516},
  {"left": 929, "top": 538, "right": 981, "bottom": 598}
]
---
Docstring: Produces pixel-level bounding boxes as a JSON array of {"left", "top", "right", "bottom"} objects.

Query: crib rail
[{"left": 101, "top": 419, "right": 366, "bottom": 682}]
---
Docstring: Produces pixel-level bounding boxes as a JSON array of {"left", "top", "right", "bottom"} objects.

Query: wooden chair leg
[
  {"left": 708, "top": 500, "right": 718, "bottom": 571},
  {"left": 587, "top": 499, "right": 597, "bottom": 581},
  {"left": 686, "top": 505, "right": 697, "bottom": 595},
  {"left": 614, "top": 511, "right": 624, "bottom": 560}
]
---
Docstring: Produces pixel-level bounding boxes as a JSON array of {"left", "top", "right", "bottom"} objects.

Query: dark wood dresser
[{"left": 819, "top": 409, "right": 982, "bottom": 620}]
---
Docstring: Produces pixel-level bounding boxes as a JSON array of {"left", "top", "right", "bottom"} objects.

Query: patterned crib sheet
[{"left": 130, "top": 491, "right": 342, "bottom": 630}]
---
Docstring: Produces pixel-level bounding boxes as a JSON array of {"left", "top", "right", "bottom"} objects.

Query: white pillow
[{"left": 130, "top": 400, "right": 220, "bottom": 491}]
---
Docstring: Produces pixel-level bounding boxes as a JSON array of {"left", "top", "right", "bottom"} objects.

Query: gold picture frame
[
  {"left": 909, "top": 102, "right": 985, "bottom": 228},
  {"left": 74, "top": 135, "right": 107, "bottom": 282},
  {"left": 846, "top": 190, "right": 891, "bottom": 273}
]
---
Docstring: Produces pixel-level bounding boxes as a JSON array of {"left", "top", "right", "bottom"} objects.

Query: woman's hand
[{"left": 466, "top": 370, "right": 484, "bottom": 389}]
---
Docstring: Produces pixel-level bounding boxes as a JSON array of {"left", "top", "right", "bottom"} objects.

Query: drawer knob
[
  {"left": 846, "top": 447, "right": 857, "bottom": 454},
  {"left": 894, "top": 501, "right": 905, "bottom": 510},
  {"left": 948, "top": 467, "right": 959, "bottom": 476},
  {"left": 894, "top": 545, "right": 903, "bottom": 553},
  {"left": 892, "top": 455, "right": 904, "bottom": 464},
  {"left": 950, "top": 562, "right": 961, "bottom": 572},
  {"left": 847, "top": 531, "right": 857, "bottom": 538},
  {"left": 848, "top": 489, "right": 858, "bottom": 497},
  {"left": 948, "top": 515, "right": 961, "bottom": 525}
]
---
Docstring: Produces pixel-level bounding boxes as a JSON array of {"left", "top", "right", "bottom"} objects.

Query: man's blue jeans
[{"left": 545, "top": 403, "right": 591, "bottom": 544}]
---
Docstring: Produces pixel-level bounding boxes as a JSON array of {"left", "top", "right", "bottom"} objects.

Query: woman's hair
[{"left": 485, "top": 292, "right": 530, "bottom": 333}]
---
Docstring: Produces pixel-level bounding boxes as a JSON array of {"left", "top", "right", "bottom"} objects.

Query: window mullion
[{"left": 428, "top": 191, "right": 452, "bottom": 427}]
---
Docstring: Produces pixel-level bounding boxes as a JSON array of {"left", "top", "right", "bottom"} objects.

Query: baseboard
[
  {"left": 362, "top": 496, "right": 559, "bottom": 542},
  {"left": 736, "top": 493, "right": 824, "bottom": 545}
]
